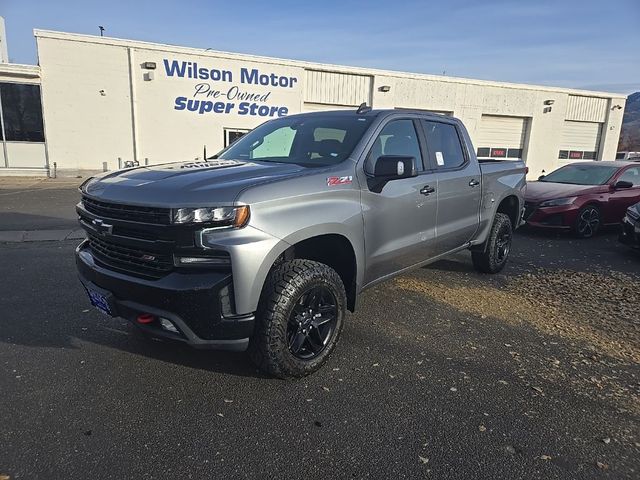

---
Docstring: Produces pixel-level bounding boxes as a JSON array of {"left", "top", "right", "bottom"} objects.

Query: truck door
[
  {"left": 420, "top": 119, "right": 481, "bottom": 254},
  {"left": 360, "top": 118, "right": 439, "bottom": 285}
]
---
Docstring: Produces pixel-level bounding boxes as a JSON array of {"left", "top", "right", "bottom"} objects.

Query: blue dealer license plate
[{"left": 86, "top": 287, "right": 113, "bottom": 316}]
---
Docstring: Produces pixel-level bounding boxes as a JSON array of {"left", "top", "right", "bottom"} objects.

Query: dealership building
[{"left": 0, "top": 21, "right": 627, "bottom": 178}]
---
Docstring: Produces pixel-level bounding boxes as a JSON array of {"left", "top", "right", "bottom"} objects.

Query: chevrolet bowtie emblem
[{"left": 92, "top": 218, "right": 113, "bottom": 235}]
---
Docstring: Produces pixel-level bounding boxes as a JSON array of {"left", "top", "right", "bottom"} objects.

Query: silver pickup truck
[{"left": 76, "top": 108, "right": 526, "bottom": 377}]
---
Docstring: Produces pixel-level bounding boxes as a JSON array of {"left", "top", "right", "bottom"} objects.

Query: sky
[{"left": 1, "top": 0, "right": 639, "bottom": 94}]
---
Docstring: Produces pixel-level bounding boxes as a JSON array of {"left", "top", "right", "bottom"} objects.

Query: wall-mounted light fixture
[
  {"left": 142, "top": 62, "right": 157, "bottom": 70},
  {"left": 543, "top": 99, "right": 555, "bottom": 105},
  {"left": 612, "top": 105, "right": 623, "bottom": 110},
  {"left": 378, "top": 85, "right": 391, "bottom": 93}
]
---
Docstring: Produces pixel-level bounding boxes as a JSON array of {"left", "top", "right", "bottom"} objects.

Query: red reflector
[
  {"left": 525, "top": 166, "right": 529, "bottom": 175},
  {"left": 137, "top": 313, "right": 156, "bottom": 324}
]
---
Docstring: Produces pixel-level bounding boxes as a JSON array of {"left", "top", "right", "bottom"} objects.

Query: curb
[{"left": 0, "top": 229, "right": 86, "bottom": 243}]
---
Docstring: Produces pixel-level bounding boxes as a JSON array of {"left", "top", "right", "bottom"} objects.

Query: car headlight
[
  {"left": 539, "top": 197, "right": 577, "bottom": 207},
  {"left": 171, "top": 205, "right": 250, "bottom": 227}
]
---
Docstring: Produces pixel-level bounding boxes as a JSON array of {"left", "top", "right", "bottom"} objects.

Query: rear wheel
[
  {"left": 472, "top": 213, "right": 513, "bottom": 274},
  {"left": 574, "top": 205, "right": 600, "bottom": 238},
  {"left": 248, "top": 259, "right": 346, "bottom": 378}
]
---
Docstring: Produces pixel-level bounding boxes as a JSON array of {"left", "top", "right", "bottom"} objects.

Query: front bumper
[
  {"left": 524, "top": 202, "right": 579, "bottom": 230},
  {"left": 76, "top": 240, "right": 254, "bottom": 350},
  {"left": 619, "top": 215, "right": 640, "bottom": 249}
]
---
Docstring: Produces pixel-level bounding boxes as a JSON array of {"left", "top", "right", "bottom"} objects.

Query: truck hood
[
  {"left": 525, "top": 181, "right": 606, "bottom": 202},
  {"left": 84, "top": 159, "right": 307, "bottom": 206}
]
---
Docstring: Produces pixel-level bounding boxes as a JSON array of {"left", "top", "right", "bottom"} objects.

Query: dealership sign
[{"left": 164, "top": 59, "right": 296, "bottom": 117}]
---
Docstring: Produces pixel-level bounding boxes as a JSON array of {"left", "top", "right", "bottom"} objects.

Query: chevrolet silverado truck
[{"left": 76, "top": 108, "right": 526, "bottom": 378}]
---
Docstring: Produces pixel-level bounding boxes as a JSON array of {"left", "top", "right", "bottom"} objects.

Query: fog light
[
  {"left": 174, "top": 256, "right": 230, "bottom": 266},
  {"left": 159, "top": 318, "right": 179, "bottom": 334}
]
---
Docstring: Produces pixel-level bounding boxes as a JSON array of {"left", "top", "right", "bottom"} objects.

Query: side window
[
  {"left": 422, "top": 121, "right": 466, "bottom": 169},
  {"left": 618, "top": 167, "right": 640, "bottom": 185},
  {"left": 366, "top": 119, "right": 422, "bottom": 173},
  {"left": 250, "top": 126, "right": 296, "bottom": 159}
]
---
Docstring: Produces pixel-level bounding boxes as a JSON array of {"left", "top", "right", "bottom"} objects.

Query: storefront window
[{"left": 0, "top": 83, "right": 45, "bottom": 142}]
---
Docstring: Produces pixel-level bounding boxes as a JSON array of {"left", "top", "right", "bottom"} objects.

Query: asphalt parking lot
[{"left": 1, "top": 222, "right": 638, "bottom": 479}]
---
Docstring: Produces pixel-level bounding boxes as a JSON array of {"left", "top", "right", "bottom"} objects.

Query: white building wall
[
  {"left": 33, "top": 30, "right": 626, "bottom": 178},
  {"left": 36, "top": 37, "right": 135, "bottom": 171},
  {"left": 131, "top": 48, "right": 304, "bottom": 165}
]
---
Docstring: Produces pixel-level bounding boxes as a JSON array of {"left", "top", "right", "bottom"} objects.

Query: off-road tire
[
  {"left": 472, "top": 213, "right": 513, "bottom": 274},
  {"left": 248, "top": 259, "right": 346, "bottom": 378}
]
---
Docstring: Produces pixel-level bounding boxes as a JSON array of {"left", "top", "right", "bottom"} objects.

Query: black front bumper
[
  {"left": 76, "top": 241, "right": 254, "bottom": 350},
  {"left": 619, "top": 216, "right": 640, "bottom": 249}
]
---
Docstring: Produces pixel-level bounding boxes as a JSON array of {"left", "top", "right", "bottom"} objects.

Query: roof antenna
[{"left": 356, "top": 102, "right": 371, "bottom": 114}]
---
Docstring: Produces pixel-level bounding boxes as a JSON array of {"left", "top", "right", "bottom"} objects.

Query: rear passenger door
[{"left": 420, "top": 119, "right": 481, "bottom": 255}]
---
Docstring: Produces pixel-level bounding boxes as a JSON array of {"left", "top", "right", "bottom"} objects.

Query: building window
[
  {"left": 0, "top": 83, "right": 45, "bottom": 142},
  {"left": 224, "top": 128, "right": 249, "bottom": 147}
]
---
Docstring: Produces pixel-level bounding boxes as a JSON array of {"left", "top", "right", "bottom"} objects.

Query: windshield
[
  {"left": 540, "top": 164, "right": 618, "bottom": 185},
  {"left": 217, "top": 114, "right": 373, "bottom": 167}
]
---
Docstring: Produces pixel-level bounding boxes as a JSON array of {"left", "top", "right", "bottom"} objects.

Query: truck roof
[
  {"left": 285, "top": 108, "right": 456, "bottom": 119},
  {"left": 566, "top": 161, "right": 638, "bottom": 167}
]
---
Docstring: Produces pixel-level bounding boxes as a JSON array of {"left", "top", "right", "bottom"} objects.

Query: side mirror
[
  {"left": 614, "top": 180, "right": 633, "bottom": 189},
  {"left": 374, "top": 155, "right": 417, "bottom": 180},
  {"left": 538, "top": 175, "right": 546, "bottom": 180}
]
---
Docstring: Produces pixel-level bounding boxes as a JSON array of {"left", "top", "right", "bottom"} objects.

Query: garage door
[
  {"left": 558, "top": 121, "right": 602, "bottom": 161},
  {"left": 476, "top": 115, "right": 528, "bottom": 160}
]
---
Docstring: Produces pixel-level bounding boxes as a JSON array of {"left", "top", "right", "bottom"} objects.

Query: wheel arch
[
  {"left": 496, "top": 194, "right": 520, "bottom": 230},
  {"left": 278, "top": 233, "right": 359, "bottom": 312}
]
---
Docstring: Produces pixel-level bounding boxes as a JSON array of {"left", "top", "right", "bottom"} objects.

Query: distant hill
[{"left": 618, "top": 92, "right": 640, "bottom": 151}]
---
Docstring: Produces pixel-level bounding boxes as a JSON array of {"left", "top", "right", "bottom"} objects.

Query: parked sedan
[
  {"left": 619, "top": 202, "right": 640, "bottom": 249},
  {"left": 524, "top": 161, "right": 640, "bottom": 238}
]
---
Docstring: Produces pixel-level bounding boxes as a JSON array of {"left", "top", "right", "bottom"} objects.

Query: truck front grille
[
  {"left": 82, "top": 196, "right": 171, "bottom": 225},
  {"left": 87, "top": 233, "right": 173, "bottom": 277}
]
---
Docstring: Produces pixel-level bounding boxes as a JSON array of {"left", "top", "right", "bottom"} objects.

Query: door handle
[
  {"left": 469, "top": 179, "right": 480, "bottom": 187},
  {"left": 420, "top": 185, "right": 436, "bottom": 195}
]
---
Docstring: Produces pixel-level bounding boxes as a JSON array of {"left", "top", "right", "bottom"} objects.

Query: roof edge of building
[
  {"left": 0, "top": 62, "right": 40, "bottom": 77},
  {"left": 33, "top": 29, "right": 626, "bottom": 100}
]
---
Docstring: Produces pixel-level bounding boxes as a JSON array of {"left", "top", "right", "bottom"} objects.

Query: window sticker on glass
[{"left": 435, "top": 151, "right": 445, "bottom": 166}]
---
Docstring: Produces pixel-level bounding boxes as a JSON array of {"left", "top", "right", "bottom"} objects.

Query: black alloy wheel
[
  {"left": 495, "top": 224, "right": 512, "bottom": 263},
  {"left": 248, "top": 259, "right": 347, "bottom": 378},
  {"left": 287, "top": 286, "right": 338, "bottom": 360},
  {"left": 471, "top": 212, "right": 513, "bottom": 274}
]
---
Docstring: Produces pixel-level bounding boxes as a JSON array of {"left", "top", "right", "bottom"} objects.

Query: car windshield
[
  {"left": 540, "top": 164, "right": 619, "bottom": 185},
  {"left": 217, "top": 114, "right": 374, "bottom": 167}
]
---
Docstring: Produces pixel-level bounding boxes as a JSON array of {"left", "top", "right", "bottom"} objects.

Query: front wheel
[
  {"left": 248, "top": 259, "right": 346, "bottom": 378},
  {"left": 472, "top": 213, "right": 513, "bottom": 274},
  {"left": 574, "top": 205, "right": 600, "bottom": 238}
]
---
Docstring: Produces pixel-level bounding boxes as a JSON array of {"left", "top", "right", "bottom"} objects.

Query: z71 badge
[{"left": 327, "top": 176, "right": 353, "bottom": 186}]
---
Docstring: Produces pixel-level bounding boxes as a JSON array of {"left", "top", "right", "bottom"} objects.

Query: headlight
[
  {"left": 171, "top": 205, "right": 250, "bottom": 227},
  {"left": 539, "top": 197, "right": 577, "bottom": 207}
]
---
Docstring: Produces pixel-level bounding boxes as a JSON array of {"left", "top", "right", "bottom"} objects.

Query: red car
[{"left": 524, "top": 161, "right": 640, "bottom": 238}]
